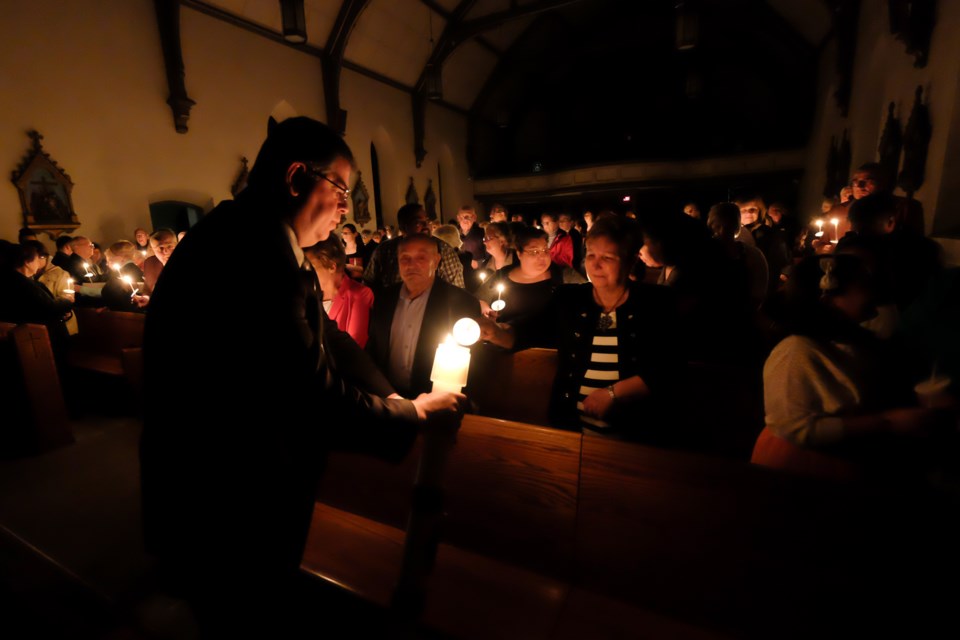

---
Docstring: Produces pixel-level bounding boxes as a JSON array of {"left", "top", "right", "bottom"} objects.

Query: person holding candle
[
  {"left": 366, "top": 234, "right": 481, "bottom": 397},
  {"left": 102, "top": 241, "right": 148, "bottom": 311},
  {"left": 0, "top": 240, "right": 74, "bottom": 350},
  {"left": 36, "top": 240, "right": 79, "bottom": 335},
  {"left": 760, "top": 253, "right": 953, "bottom": 476},
  {"left": 141, "top": 117, "right": 465, "bottom": 636},
  {"left": 475, "top": 226, "right": 585, "bottom": 324},
  {"left": 480, "top": 216, "right": 682, "bottom": 441},
  {"left": 63, "top": 236, "right": 105, "bottom": 284}
]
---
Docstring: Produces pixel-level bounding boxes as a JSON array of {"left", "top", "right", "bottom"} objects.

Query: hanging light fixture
[
  {"left": 280, "top": 0, "right": 307, "bottom": 44},
  {"left": 424, "top": 12, "right": 443, "bottom": 100},
  {"left": 675, "top": 1, "right": 699, "bottom": 51}
]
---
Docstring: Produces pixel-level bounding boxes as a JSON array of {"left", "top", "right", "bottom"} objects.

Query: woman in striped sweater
[{"left": 481, "top": 215, "right": 681, "bottom": 439}]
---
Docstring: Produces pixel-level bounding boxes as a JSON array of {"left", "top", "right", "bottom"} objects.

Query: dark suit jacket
[
  {"left": 366, "top": 278, "right": 481, "bottom": 397},
  {"left": 141, "top": 192, "right": 418, "bottom": 581},
  {"left": 0, "top": 271, "right": 72, "bottom": 349}
]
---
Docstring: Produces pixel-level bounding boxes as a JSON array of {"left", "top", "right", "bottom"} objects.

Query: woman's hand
[
  {"left": 582, "top": 387, "right": 615, "bottom": 419},
  {"left": 477, "top": 315, "right": 510, "bottom": 346}
]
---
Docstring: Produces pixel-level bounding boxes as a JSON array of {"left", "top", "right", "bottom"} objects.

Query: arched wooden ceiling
[{"left": 180, "top": 0, "right": 833, "bottom": 170}]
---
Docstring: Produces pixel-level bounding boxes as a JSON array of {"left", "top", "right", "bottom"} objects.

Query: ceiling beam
[
  {"left": 180, "top": 1, "right": 467, "bottom": 117},
  {"left": 418, "top": 0, "right": 502, "bottom": 56},
  {"left": 322, "top": 0, "right": 372, "bottom": 135},
  {"left": 452, "top": 0, "right": 586, "bottom": 43}
]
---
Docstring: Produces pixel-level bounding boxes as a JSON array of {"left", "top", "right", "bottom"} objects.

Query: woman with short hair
[
  {"left": 305, "top": 236, "right": 375, "bottom": 348},
  {"left": 475, "top": 226, "right": 584, "bottom": 324},
  {"left": 481, "top": 216, "right": 681, "bottom": 439}
]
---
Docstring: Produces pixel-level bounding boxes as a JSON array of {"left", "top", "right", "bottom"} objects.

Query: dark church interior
[{"left": 3, "top": 0, "right": 960, "bottom": 637}]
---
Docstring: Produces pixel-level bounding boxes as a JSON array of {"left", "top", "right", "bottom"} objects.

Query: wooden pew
[
  {"left": 68, "top": 307, "right": 145, "bottom": 376},
  {"left": 468, "top": 346, "right": 558, "bottom": 427},
  {"left": 574, "top": 430, "right": 942, "bottom": 638},
  {"left": 0, "top": 322, "right": 73, "bottom": 455},
  {"left": 304, "top": 415, "right": 717, "bottom": 639},
  {"left": 304, "top": 413, "right": 957, "bottom": 638}
]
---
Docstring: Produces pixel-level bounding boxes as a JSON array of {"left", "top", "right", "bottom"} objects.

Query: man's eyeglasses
[
  {"left": 306, "top": 165, "right": 350, "bottom": 202},
  {"left": 523, "top": 248, "right": 550, "bottom": 257}
]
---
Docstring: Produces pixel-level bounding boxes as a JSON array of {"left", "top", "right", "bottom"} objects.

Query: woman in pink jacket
[{"left": 305, "top": 236, "right": 374, "bottom": 347}]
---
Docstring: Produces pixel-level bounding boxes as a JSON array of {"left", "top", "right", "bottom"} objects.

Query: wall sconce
[
  {"left": 280, "top": 0, "right": 307, "bottom": 44},
  {"left": 424, "top": 12, "right": 442, "bottom": 100},
  {"left": 425, "top": 63, "right": 443, "bottom": 101}
]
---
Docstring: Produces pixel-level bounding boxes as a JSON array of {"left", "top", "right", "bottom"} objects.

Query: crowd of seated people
[{"left": 2, "top": 165, "right": 956, "bottom": 481}]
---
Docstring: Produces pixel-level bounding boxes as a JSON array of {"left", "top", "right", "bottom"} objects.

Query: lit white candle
[
  {"left": 140, "top": 250, "right": 147, "bottom": 258},
  {"left": 814, "top": 219, "right": 824, "bottom": 238},
  {"left": 430, "top": 319, "right": 480, "bottom": 394},
  {"left": 491, "top": 283, "right": 506, "bottom": 312},
  {"left": 121, "top": 274, "right": 138, "bottom": 297},
  {"left": 831, "top": 217, "right": 840, "bottom": 243},
  {"left": 83, "top": 262, "right": 93, "bottom": 281},
  {"left": 64, "top": 277, "right": 75, "bottom": 296}
]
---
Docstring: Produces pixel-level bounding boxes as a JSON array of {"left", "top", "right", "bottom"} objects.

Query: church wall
[{"left": 798, "top": 0, "right": 960, "bottom": 263}]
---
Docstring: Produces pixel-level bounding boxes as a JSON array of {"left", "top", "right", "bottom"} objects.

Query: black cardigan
[{"left": 514, "top": 282, "right": 682, "bottom": 437}]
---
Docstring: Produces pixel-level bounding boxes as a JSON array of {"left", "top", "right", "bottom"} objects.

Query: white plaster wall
[
  {"left": 798, "top": 0, "right": 960, "bottom": 263},
  {"left": 340, "top": 68, "right": 472, "bottom": 229},
  {"left": 0, "top": 0, "right": 472, "bottom": 243}
]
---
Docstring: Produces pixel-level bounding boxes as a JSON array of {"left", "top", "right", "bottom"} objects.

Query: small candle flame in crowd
[
  {"left": 121, "top": 274, "right": 139, "bottom": 297},
  {"left": 830, "top": 217, "right": 840, "bottom": 243},
  {"left": 479, "top": 272, "right": 487, "bottom": 282},
  {"left": 814, "top": 219, "right": 824, "bottom": 238},
  {"left": 491, "top": 283, "right": 506, "bottom": 312},
  {"left": 64, "top": 277, "right": 75, "bottom": 296}
]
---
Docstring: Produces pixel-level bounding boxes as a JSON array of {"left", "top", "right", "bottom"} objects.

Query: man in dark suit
[
  {"left": 141, "top": 117, "right": 464, "bottom": 636},
  {"left": 367, "top": 234, "right": 482, "bottom": 398}
]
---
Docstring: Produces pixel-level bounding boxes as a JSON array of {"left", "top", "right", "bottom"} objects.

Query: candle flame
[
  {"left": 122, "top": 275, "right": 133, "bottom": 285},
  {"left": 815, "top": 219, "right": 823, "bottom": 227},
  {"left": 83, "top": 262, "right": 89, "bottom": 269},
  {"left": 496, "top": 283, "right": 504, "bottom": 294},
  {"left": 479, "top": 272, "right": 487, "bottom": 281},
  {"left": 830, "top": 218, "right": 839, "bottom": 226}
]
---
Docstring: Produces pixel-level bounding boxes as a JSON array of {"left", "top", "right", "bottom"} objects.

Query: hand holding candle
[{"left": 430, "top": 318, "right": 480, "bottom": 395}]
